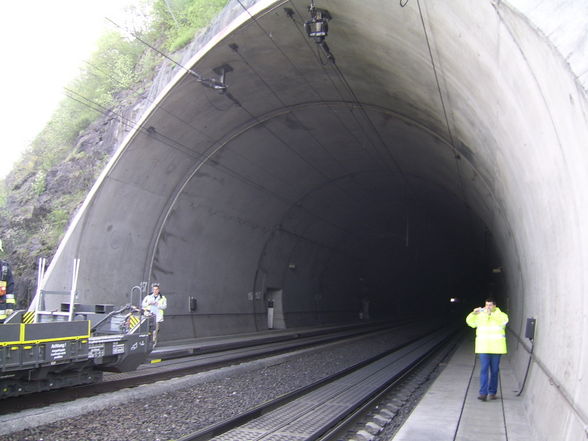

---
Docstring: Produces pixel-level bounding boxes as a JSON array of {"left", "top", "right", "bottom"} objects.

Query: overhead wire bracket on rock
[{"left": 105, "top": 17, "right": 229, "bottom": 92}]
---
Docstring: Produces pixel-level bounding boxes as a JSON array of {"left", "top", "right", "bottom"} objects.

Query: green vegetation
[
  {"left": 13, "top": 32, "right": 146, "bottom": 186},
  {"left": 1, "top": 0, "right": 229, "bottom": 294},
  {"left": 151, "top": 0, "right": 229, "bottom": 51},
  {"left": 10, "top": 0, "right": 228, "bottom": 184}
]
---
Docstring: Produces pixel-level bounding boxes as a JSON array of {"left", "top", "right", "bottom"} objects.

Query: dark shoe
[
  {"left": 478, "top": 395, "right": 487, "bottom": 401},
  {"left": 489, "top": 394, "right": 497, "bottom": 400}
]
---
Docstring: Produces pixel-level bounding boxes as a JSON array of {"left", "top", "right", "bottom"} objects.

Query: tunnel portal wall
[{"left": 38, "top": 1, "right": 587, "bottom": 439}]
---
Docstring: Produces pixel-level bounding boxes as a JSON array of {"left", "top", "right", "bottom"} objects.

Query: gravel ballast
[{"left": 0, "top": 328, "right": 424, "bottom": 441}]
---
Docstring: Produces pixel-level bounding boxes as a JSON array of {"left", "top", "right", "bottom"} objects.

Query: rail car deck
[{"left": 0, "top": 305, "right": 155, "bottom": 398}]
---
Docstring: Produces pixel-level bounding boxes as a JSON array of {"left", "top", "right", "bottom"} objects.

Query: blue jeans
[{"left": 479, "top": 353, "right": 501, "bottom": 395}]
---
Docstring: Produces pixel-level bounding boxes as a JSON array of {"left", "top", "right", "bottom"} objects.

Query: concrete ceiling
[{"left": 41, "top": 2, "right": 588, "bottom": 438}]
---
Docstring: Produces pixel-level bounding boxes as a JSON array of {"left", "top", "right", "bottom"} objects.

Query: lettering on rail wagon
[
  {"left": 49, "top": 342, "right": 68, "bottom": 360},
  {"left": 113, "top": 343, "right": 125, "bottom": 355},
  {"left": 88, "top": 344, "right": 105, "bottom": 359}
]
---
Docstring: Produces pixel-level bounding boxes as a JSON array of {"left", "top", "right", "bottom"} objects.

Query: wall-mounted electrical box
[
  {"left": 525, "top": 317, "right": 536, "bottom": 340},
  {"left": 189, "top": 296, "right": 197, "bottom": 312}
]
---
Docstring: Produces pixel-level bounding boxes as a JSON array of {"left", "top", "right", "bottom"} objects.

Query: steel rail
[
  {"left": 177, "top": 325, "right": 459, "bottom": 441},
  {"left": 0, "top": 321, "right": 408, "bottom": 414},
  {"left": 317, "top": 331, "right": 463, "bottom": 441}
]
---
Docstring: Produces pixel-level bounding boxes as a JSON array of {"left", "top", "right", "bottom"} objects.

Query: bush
[{"left": 151, "top": 0, "right": 229, "bottom": 51}]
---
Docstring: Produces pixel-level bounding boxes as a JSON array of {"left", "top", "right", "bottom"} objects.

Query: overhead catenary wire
[
  {"left": 64, "top": 87, "right": 203, "bottom": 161},
  {"left": 233, "top": 0, "right": 425, "bottom": 323},
  {"left": 236, "top": 0, "right": 409, "bottom": 192},
  {"left": 288, "top": 0, "right": 492, "bottom": 253},
  {"left": 233, "top": 1, "right": 389, "bottom": 194},
  {"left": 62, "top": 84, "right": 372, "bottom": 250},
  {"left": 286, "top": 1, "right": 395, "bottom": 161},
  {"left": 106, "top": 1, "right": 459, "bottom": 257},
  {"left": 305, "top": 3, "right": 504, "bottom": 263},
  {"left": 74, "top": 11, "right": 396, "bottom": 293},
  {"left": 292, "top": 1, "right": 418, "bottom": 236},
  {"left": 232, "top": 1, "right": 413, "bottom": 244},
  {"left": 285, "top": 5, "right": 348, "bottom": 94},
  {"left": 226, "top": 43, "right": 349, "bottom": 180},
  {"left": 66, "top": 2, "right": 431, "bottom": 256},
  {"left": 414, "top": 1, "right": 470, "bottom": 197},
  {"left": 286, "top": 2, "right": 408, "bottom": 170},
  {"left": 67, "top": 77, "right": 349, "bottom": 240},
  {"left": 283, "top": 1, "right": 418, "bottom": 213},
  {"left": 105, "top": 17, "right": 227, "bottom": 91},
  {"left": 414, "top": 1, "right": 455, "bottom": 148},
  {"left": 233, "top": 0, "right": 436, "bottom": 261},
  {"left": 64, "top": 85, "right": 371, "bottom": 289},
  {"left": 81, "top": 58, "right": 217, "bottom": 143}
]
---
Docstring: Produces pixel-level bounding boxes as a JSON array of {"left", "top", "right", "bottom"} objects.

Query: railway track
[
  {"left": 0, "top": 321, "right": 409, "bottom": 414},
  {"left": 320, "top": 332, "right": 461, "bottom": 441},
  {"left": 176, "top": 326, "right": 460, "bottom": 441},
  {"left": 0, "top": 321, "right": 459, "bottom": 440}
]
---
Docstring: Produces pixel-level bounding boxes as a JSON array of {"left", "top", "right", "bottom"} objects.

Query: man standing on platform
[{"left": 466, "top": 298, "right": 509, "bottom": 401}]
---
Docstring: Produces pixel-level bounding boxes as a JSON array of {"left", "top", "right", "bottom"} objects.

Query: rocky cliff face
[
  {"left": 2, "top": 91, "right": 144, "bottom": 307},
  {"left": 0, "top": 0, "right": 250, "bottom": 309},
  {"left": 1, "top": 59, "right": 181, "bottom": 309}
]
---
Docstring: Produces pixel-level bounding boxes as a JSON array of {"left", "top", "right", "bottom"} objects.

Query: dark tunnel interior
[{"left": 149, "top": 103, "right": 507, "bottom": 330}]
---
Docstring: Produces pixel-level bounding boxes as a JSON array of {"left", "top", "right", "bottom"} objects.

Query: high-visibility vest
[
  {"left": 466, "top": 307, "right": 509, "bottom": 354},
  {"left": 0, "top": 293, "right": 16, "bottom": 320},
  {"left": 0, "top": 261, "right": 15, "bottom": 321},
  {"left": 142, "top": 294, "right": 167, "bottom": 323}
]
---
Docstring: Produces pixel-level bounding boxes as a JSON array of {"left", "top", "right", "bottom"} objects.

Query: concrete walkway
[{"left": 392, "top": 337, "right": 537, "bottom": 441}]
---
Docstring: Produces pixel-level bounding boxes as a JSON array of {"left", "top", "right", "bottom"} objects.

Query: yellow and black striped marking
[
  {"left": 22, "top": 311, "right": 35, "bottom": 324},
  {"left": 129, "top": 315, "right": 140, "bottom": 329}
]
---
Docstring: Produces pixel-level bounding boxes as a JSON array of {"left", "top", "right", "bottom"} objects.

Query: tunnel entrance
[
  {"left": 44, "top": 0, "right": 514, "bottom": 342},
  {"left": 40, "top": 1, "right": 587, "bottom": 439}
]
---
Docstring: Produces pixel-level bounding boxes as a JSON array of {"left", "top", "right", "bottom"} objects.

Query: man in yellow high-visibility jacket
[{"left": 466, "top": 298, "right": 509, "bottom": 401}]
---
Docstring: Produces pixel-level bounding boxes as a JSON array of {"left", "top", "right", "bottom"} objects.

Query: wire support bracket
[{"left": 105, "top": 17, "right": 229, "bottom": 92}]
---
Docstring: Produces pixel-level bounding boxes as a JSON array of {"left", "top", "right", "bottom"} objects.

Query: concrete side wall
[
  {"left": 507, "top": 0, "right": 588, "bottom": 90},
  {"left": 493, "top": 5, "right": 588, "bottom": 438},
  {"left": 422, "top": 1, "right": 588, "bottom": 437}
]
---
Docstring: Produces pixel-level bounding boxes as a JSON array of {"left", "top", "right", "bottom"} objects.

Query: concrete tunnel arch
[{"left": 40, "top": 1, "right": 587, "bottom": 439}]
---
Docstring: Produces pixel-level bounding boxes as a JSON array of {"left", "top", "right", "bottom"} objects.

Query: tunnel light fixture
[
  {"left": 288, "top": 263, "right": 296, "bottom": 270},
  {"left": 304, "top": 7, "right": 330, "bottom": 42},
  {"left": 492, "top": 267, "right": 503, "bottom": 274},
  {"left": 304, "top": 1, "right": 335, "bottom": 63}
]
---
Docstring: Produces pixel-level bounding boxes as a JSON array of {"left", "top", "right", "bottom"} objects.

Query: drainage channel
[{"left": 179, "top": 326, "right": 458, "bottom": 441}]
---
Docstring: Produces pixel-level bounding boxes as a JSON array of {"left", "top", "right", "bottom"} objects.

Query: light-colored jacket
[
  {"left": 142, "top": 293, "right": 167, "bottom": 322},
  {"left": 466, "top": 307, "right": 509, "bottom": 354}
]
